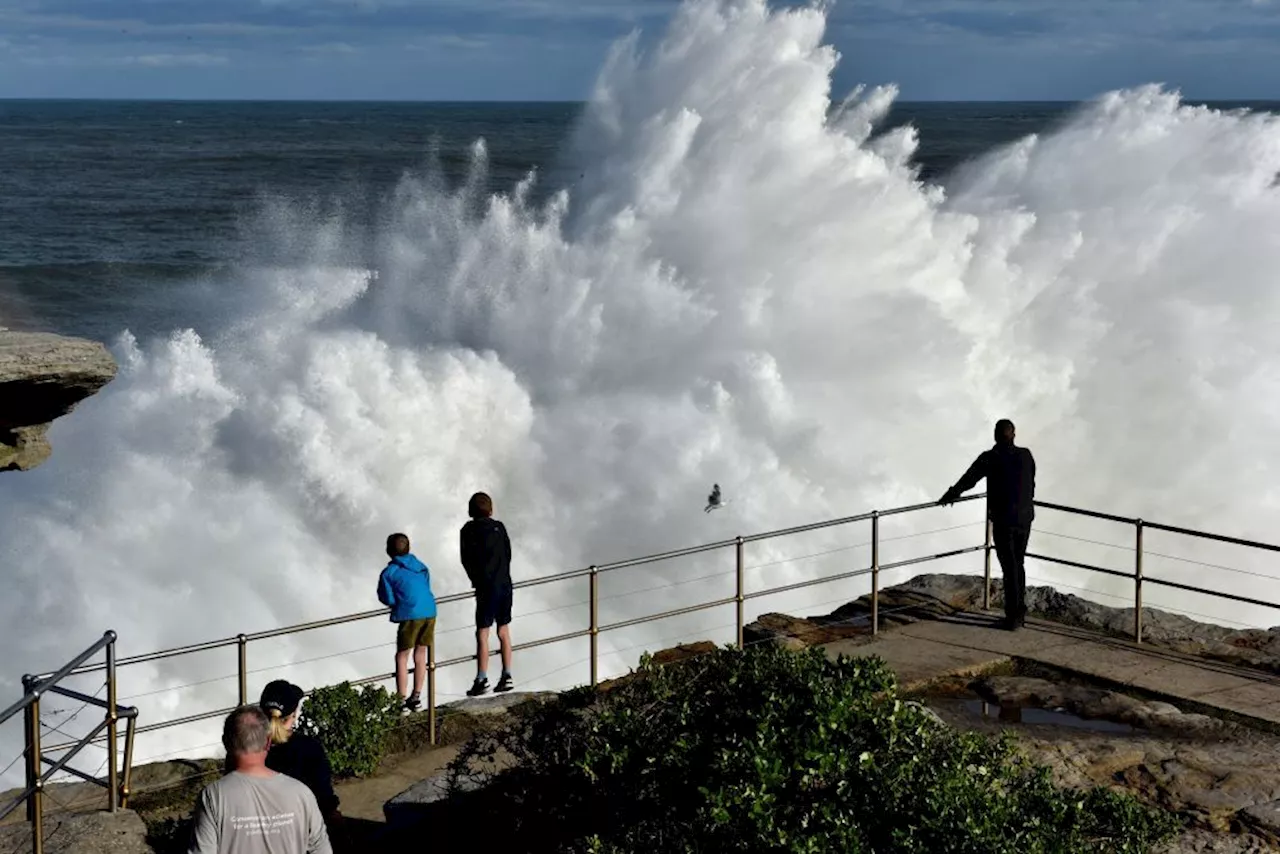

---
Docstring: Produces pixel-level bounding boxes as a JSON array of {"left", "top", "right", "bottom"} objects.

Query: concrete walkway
[
  {"left": 333, "top": 744, "right": 459, "bottom": 823},
  {"left": 825, "top": 610, "right": 1280, "bottom": 728}
]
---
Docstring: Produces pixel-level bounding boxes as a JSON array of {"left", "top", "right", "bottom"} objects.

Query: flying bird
[{"left": 705, "top": 483, "right": 723, "bottom": 513}]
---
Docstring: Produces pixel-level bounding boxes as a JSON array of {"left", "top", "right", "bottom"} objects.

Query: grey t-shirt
[{"left": 188, "top": 771, "right": 333, "bottom": 854}]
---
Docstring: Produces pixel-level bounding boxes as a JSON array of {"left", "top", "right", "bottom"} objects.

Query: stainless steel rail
[
  {"left": 33, "top": 494, "right": 990, "bottom": 761},
  {"left": 1031, "top": 500, "right": 1280, "bottom": 641},
  {"left": 1, "top": 631, "right": 139, "bottom": 854},
  {"left": 11, "top": 490, "right": 1280, "bottom": 854}
]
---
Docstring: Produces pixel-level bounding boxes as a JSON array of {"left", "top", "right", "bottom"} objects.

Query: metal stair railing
[{"left": 0, "top": 631, "right": 138, "bottom": 854}]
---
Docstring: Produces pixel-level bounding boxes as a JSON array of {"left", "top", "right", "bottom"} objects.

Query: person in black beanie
[{"left": 260, "top": 680, "right": 341, "bottom": 826}]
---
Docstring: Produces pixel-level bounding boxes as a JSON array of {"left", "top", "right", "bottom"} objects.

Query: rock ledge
[{"left": 0, "top": 330, "right": 117, "bottom": 471}]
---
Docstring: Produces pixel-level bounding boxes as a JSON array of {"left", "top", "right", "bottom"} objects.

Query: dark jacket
[
  {"left": 264, "top": 732, "right": 339, "bottom": 818},
  {"left": 944, "top": 443, "right": 1036, "bottom": 528},
  {"left": 460, "top": 517, "right": 512, "bottom": 589}
]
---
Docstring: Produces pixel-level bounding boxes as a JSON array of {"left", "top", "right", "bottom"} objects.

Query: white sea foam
[{"left": 5, "top": 0, "right": 1280, "bottom": 782}]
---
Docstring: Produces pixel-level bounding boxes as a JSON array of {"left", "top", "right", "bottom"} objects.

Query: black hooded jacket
[
  {"left": 460, "top": 517, "right": 512, "bottom": 589},
  {"left": 945, "top": 443, "right": 1036, "bottom": 528}
]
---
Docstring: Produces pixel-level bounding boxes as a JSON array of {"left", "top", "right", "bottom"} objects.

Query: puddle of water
[{"left": 961, "top": 699, "right": 1134, "bottom": 733}]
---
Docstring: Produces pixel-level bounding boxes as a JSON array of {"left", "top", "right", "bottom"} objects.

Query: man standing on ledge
[{"left": 937, "top": 419, "right": 1036, "bottom": 631}]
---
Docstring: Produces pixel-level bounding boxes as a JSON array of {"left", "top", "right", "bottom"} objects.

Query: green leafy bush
[
  {"left": 444, "top": 644, "right": 1181, "bottom": 853},
  {"left": 296, "top": 681, "right": 402, "bottom": 778}
]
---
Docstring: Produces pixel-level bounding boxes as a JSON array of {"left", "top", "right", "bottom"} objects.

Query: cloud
[
  {"left": 254, "top": 0, "right": 679, "bottom": 20},
  {"left": 298, "top": 41, "right": 359, "bottom": 54},
  {"left": 121, "top": 51, "right": 228, "bottom": 66},
  {"left": 926, "top": 8, "right": 1057, "bottom": 37},
  {"left": 0, "top": 10, "right": 295, "bottom": 38},
  {"left": 833, "top": 0, "right": 1280, "bottom": 53},
  {"left": 4, "top": 0, "right": 1280, "bottom": 99},
  {"left": 404, "top": 33, "right": 491, "bottom": 51}
]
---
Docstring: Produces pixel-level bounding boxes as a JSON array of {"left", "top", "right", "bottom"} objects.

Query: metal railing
[
  {"left": 28, "top": 494, "right": 989, "bottom": 760},
  {"left": 1, "top": 631, "right": 138, "bottom": 854},
  {"left": 8, "top": 491, "right": 1280, "bottom": 850},
  {"left": 1032, "top": 500, "right": 1280, "bottom": 642}
]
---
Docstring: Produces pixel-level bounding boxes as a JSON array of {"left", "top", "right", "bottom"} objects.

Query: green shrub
[
  {"left": 296, "top": 681, "right": 402, "bottom": 778},
  {"left": 445, "top": 644, "right": 1181, "bottom": 853}
]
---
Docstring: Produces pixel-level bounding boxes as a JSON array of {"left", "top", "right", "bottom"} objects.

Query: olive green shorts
[{"left": 396, "top": 617, "right": 436, "bottom": 652}]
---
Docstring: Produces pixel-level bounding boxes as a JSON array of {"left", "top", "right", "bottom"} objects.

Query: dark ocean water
[{"left": 0, "top": 99, "right": 1274, "bottom": 342}]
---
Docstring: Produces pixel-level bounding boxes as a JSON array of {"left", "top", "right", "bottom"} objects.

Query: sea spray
[{"left": 4, "top": 0, "right": 1280, "bottom": 780}]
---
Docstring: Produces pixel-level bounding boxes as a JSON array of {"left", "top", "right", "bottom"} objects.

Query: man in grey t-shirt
[{"left": 189, "top": 705, "right": 332, "bottom": 854}]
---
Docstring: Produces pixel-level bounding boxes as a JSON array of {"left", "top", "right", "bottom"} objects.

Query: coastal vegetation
[{"left": 441, "top": 644, "right": 1180, "bottom": 853}]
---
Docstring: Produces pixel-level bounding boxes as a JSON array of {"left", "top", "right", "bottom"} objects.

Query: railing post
[
  {"left": 1134, "top": 520, "right": 1144, "bottom": 644},
  {"left": 871, "top": 512, "right": 880, "bottom": 635},
  {"left": 22, "top": 675, "right": 34, "bottom": 824},
  {"left": 25, "top": 678, "right": 43, "bottom": 854},
  {"left": 589, "top": 567, "right": 599, "bottom": 687},
  {"left": 982, "top": 519, "right": 993, "bottom": 610},
  {"left": 120, "top": 712, "right": 137, "bottom": 809},
  {"left": 735, "top": 537, "right": 745, "bottom": 649},
  {"left": 237, "top": 635, "right": 248, "bottom": 706},
  {"left": 105, "top": 631, "right": 119, "bottom": 813},
  {"left": 427, "top": 642, "right": 436, "bottom": 746}
]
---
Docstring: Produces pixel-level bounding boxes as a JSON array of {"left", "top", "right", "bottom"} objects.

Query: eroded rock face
[
  {"left": 1157, "top": 829, "right": 1278, "bottom": 853},
  {"left": 743, "top": 612, "right": 867, "bottom": 651},
  {"left": 0, "top": 331, "right": 117, "bottom": 471},
  {"left": 0, "top": 809, "right": 151, "bottom": 854},
  {"left": 972, "top": 675, "right": 1225, "bottom": 736},
  {"left": 929, "top": 676, "right": 1280, "bottom": 843}
]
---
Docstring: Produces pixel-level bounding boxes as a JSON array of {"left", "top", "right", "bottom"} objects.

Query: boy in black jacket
[{"left": 461, "top": 491, "right": 514, "bottom": 696}]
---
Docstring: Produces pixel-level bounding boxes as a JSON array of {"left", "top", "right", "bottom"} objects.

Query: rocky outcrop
[
  {"left": 0, "top": 808, "right": 151, "bottom": 853},
  {"left": 971, "top": 675, "right": 1226, "bottom": 735},
  {"left": 743, "top": 612, "right": 870, "bottom": 650},
  {"left": 596, "top": 641, "right": 719, "bottom": 693},
  {"left": 1237, "top": 801, "right": 1280, "bottom": 846},
  {"left": 383, "top": 768, "right": 485, "bottom": 834},
  {"left": 1158, "top": 829, "right": 1278, "bottom": 853},
  {"left": 806, "top": 574, "right": 1280, "bottom": 675},
  {"left": 928, "top": 676, "right": 1280, "bottom": 846},
  {"left": 0, "top": 330, "right": 117, "bottom": 471}
]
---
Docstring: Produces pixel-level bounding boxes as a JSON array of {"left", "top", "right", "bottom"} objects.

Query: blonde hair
[{"left": 267, "top": 707, "right": 293, "bottom": 745}]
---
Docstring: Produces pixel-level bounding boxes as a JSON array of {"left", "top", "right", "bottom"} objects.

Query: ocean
[
  {"left": 6, "top": 98, "right": 1277, "bottom": 343},
  {"left": 2, "top": 99, "right": 1082, "bottom": 341},
  {"left": 5, "top": 0, "right": 1280, "bottom": 781}
]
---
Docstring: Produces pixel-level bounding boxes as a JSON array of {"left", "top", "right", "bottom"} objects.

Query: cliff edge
[{"left": 0, "top": 330, "right": 118, "bottom": 471}]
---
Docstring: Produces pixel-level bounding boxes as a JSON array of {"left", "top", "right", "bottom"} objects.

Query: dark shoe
[
  {"left": 466, "top": 677, "right": 490, "bottom": 697},
  {"left": 403, "top": 693, "right": 421, "bottom": 712},
  {"left": 495, "top": 673, "right": 513, "bottom": 693}
]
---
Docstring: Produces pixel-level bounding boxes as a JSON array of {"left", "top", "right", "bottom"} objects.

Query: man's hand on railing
[{"left": 937, "top": 488, "right": 960, "bottom": 506}]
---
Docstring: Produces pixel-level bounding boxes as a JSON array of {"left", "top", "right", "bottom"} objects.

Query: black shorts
[{"left": 475, "top": 583, "right": 513, "bottom": 629}]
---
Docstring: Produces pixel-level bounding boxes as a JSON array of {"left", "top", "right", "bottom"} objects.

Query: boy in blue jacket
[{"left": 377, "top": 532, "right": 437, "bottom": 712}]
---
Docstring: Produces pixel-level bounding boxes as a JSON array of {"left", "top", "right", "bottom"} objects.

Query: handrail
[
  {"left": 1035, "top": 499, "right": 1280, "bottom": 553},
  {"left": 30, "top": 493, "right": 987, "bottom": 759},
  {"left": 13, "top": 489, "right": 1280, "bottom": 850},
  {"left": 0, "top": 633, "right": 116, "bottom": 726},
  {"left": 1030, "top": 501, "right": 1280, "bottom": 642},
  {"left": 34, "top": 494, "right": 988, "bottom": 682},
  {"left": 0, "top": 632, "right": 140, "bottom": 854}
]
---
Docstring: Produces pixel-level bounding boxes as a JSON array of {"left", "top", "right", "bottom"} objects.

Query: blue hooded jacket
[{"left": 377, "top": 553, "right": 438, "bottom": 622}]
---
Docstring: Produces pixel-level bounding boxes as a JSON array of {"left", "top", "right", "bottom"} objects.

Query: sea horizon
[{"left": 3, "top": 95, "right": 1279, "bottom": 105}]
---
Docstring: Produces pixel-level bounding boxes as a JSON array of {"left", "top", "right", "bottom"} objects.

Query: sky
[{"left": 1, "top": 0, "right": 1279, "bottom": 101}]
